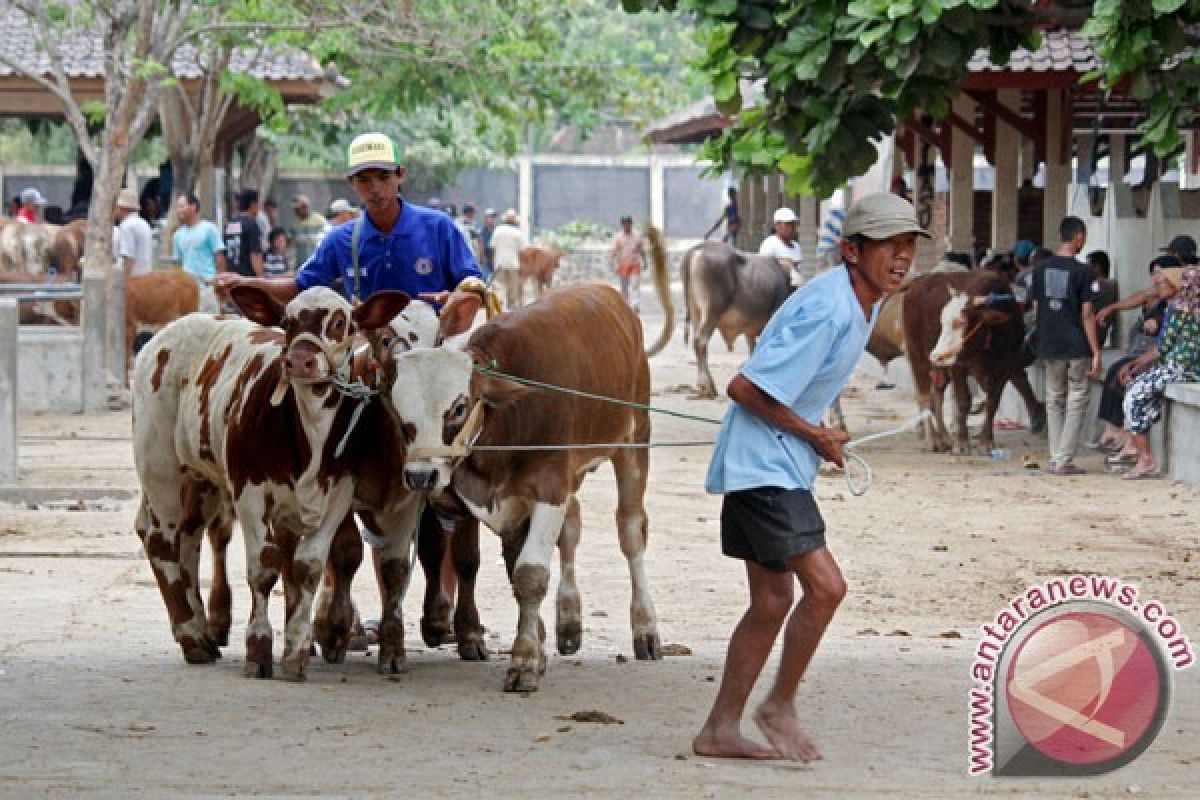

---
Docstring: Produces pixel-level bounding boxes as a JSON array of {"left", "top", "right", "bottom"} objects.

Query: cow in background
[
  {"left": 123, "top": 270, "right": 199, "bottom": 382},
  {"left": 649, "top": 240, "right": 790, "bottom": 398},
  {"left": 516, "top": 245, "right": 564, "bottom": 306},
  {"left": 0, "top": 219, "right": 85, "bottom": 278},
  {"left": 904, "top": 270, "right": 1045, "bottom": 453}
]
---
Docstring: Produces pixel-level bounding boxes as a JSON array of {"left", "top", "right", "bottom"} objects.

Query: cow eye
[
  {"left": 281, "top": 317, "right": 293, "bottom": 332},
  {"left": 449, "top": 399, "right": 468, "bottom": 421}
]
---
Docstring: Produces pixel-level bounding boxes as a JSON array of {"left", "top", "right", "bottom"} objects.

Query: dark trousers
[{"left": 1098, "top": 356, "right": 1136, "bottom": 428}]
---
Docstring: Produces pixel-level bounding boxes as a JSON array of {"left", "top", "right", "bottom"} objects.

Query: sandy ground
[{"left": 0, "top": 280, "right": 1197, "bottom": 799}]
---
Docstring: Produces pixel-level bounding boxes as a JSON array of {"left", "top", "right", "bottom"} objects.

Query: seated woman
[
  {"left": 1119, "top": 266, "right": 1200, "bottom": 479},
  {"left": 1092, "top": 256, "right": 1180, "bottom": 455}
]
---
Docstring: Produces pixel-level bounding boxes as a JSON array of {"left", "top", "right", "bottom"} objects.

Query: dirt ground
[{"left": 0, "top": 283, "right": 1197, "bottom": 799}]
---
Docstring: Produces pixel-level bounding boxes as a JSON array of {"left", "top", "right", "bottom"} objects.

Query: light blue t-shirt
[
  {"left": 705, "top": 266, "right": 878, "bottom": 494},
  {"left": 172, "top": 220, "right": 225, "bottom": 281}
]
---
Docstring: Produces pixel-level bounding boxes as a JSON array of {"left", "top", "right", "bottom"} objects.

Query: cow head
[
  {"left": 383, "top": 344, "right": 530, "bottom": 493},
  {"left": 232, "top": 286, "right": 409, "bottom": 403},
  {"left": 928, "top": 287, "right": 1011, "bottom": 367}
]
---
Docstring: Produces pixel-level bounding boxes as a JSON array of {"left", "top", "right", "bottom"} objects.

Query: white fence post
[
  {"left": 107, "top": 263, "right": 126, "bottom": 389},
  {"left": 82, "top": 273, "right": 107, "bottom": 412},
  {"left": 0, "top": 298, "right": 17, "bottom": 484}
]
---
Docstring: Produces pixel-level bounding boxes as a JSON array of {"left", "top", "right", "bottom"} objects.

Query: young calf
[
  {"left": 132, "top": 286, "right": 409, "bottom": 678},
  {"left": 384, "top": 284, "right": 661, "bottom": 692}
]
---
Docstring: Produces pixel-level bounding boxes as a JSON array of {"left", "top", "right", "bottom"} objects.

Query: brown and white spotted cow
[
  {"left": 132, "top": 286, "right": 410, "bottom": 678},
  {"left": 384, "top": 284, "right": 660, "bottom": 692}
]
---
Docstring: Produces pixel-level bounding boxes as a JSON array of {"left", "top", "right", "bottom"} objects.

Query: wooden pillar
[
  {"left": 748, "top": 173, "right": 767, "bottom": 248},
  {"left": 1042, "top": 88, "right": 1070, "bottom": 242},
  {"left": 948, "top": 94, "right": 975, "bottom": 254},
  {"left": 991, "top": 89, "right": 1020, "bottom": 251}
]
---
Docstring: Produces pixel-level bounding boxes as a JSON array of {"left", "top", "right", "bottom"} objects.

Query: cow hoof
[
  {"left": 181, "top": 634, "right": 221, "bottom": 664},
  {"left": 504, "top": 666, "right": 540, "bottom": 693},
  {"left": 377, "top": 646, "right": 406, "bottom": 675},
  {"left": 556, "top": 622, "right": 582, "bottom": 656},
  {"left": 320, "top": 641, "right": 347, "bottom": 665},
  {"left": 457, "top": 629, "right": 490, "bottom": 661},
  {"left": 244, "top": 660, "right": 273, "bottom": 679},
  {"left": 421, "top": 616, "right": 455, "bottom": 648},
  {"left": 280, "top": 660, "right": 308, "bottom": 682},
  {"left": 212, "top": 629, "right": 230, "bottom": 648},
  {"left": 1030, "top": 413, "right": 1047, "bottom": 435},
  {"left": 634, "top": 633, "right": 662, "bottom": 661}
]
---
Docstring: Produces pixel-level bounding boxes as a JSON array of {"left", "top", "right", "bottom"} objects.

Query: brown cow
[
  {"left": 383, "top": 284, "right": 659, "bottom": 691},
  {"left": 124, "top": 270, "right": 199, "bottom": 380},
  {"left": 132, "top": 286, "right": 410, "bottom": 677},
  {"left": 516, "top": 245, "right": 564, "bottom": 306},
  {"left": 0, "top": 219, "right": 85, "bottom": 278},
  {"left": 0, "top": 269, "right": 79, "bottom": 325},
  {"left": 903, "top": 270, "right": 1044, "bottom": 453}
]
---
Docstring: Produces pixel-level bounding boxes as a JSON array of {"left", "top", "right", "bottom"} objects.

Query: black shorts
[{"left": 720, "top": 487, "right": 826, "bottom": 573}]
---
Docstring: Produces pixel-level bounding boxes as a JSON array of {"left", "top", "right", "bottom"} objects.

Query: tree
[{"left": 624, "top": 0, "right": 1200, "bottom": 196}]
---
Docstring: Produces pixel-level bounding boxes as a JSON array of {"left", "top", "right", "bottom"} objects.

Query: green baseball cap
[
  {"left": 346, "top": 132, "right": 399, "bottom": 177},
  {"left": 844, "top": 192, "right": 929, "bottom": 240}
]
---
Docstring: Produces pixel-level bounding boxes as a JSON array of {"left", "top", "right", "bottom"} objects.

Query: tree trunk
[{"left": 240, "top": 135, "right": 279, "bottom": 200}]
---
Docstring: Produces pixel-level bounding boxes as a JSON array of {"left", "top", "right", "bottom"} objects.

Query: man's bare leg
[
  {"left": 754, "top": 546, "right": 846, "bottom": 762},
  {"left": 693, "top": 561, "right": 794, "bottom": 759}
]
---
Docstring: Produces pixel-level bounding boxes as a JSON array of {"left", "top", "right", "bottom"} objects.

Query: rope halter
[{"left": 404, "top": 399, "right": 486, "bottom": 462}]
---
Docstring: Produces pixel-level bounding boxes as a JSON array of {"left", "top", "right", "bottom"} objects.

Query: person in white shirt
[
  {"left": 490, "top": 208, "right": 527, "bottom": 310},
  {"left": 759, "top": 207, "right": 805, "bottom": 285},
  {"left": 113, "top": 187, "right": 155, "bottom": 277}
]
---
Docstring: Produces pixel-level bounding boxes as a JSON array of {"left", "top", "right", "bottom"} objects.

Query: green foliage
[
  {"left": 540, "top": 219, "right": 613, "bottom": 250},
  {"left": 0, "top": 119, "right": 79, "bottom": 166},
  {"left": 624, "top": 0, "right": 1200, "bottom": 196}
]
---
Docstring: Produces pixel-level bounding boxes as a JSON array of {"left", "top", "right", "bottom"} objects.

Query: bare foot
[
  {"left": 754, "top": 701, "right": 823, "bottom": 762},
  {"left": 693, "top": 725, "right": 781, "bottom": 760}
]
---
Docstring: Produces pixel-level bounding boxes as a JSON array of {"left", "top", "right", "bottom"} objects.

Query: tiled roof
[
  {"left": 0, "top": 9, "right": 325, "bottom": 82},
  {"left": 968, "top": 29, "right": 1099, "bottom": 74}
]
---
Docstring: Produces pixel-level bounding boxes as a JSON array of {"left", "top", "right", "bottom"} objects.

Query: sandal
[{"left": 1122, "top": 464, "right": 1159, "bottom": 480}]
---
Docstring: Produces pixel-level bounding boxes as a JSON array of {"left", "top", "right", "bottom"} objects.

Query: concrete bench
[{"left": 1165, "top": 383, "right": 1200, "bottom": 485}]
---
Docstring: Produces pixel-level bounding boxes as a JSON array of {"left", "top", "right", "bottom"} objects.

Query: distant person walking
[
  {"left": 610, "top": 215, "right": 646, "bottom": 312},
  {"left": 16, "top": 188, "right": 46, "bottom": 223},
  {"left": 480, "top": 208, "right": 499, "bottom": 279},
  {"left": 327, "top": 198, "right": 358, "bottom": 227},
  {"left": 490, "top": 209, "right": 527, "bottom": 310},
  {"left": 113, "top": 187, "right": 154, "bottom": 277},
  {"left": 1029, "top": 216, "right": 1102, "bottom": 475},
  {"left": 758, "top": 207, "right": 804, "bottom": 285},
  {"left": 706, "top": 186, "right": 741, "bottom": 245},
  {"left": 172, "top": 193, "right": 226, "bottom": 312},
  {"left": 264, "top": 227, "right": 292, "bottom": 277},
  {"left": 224, "top": 189, "right": 265, "bottom": 278},
  {"left": 291, "top": 194, "right": 327, "bottom": 267}
]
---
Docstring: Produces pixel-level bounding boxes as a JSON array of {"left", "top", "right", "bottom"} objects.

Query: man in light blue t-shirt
[
  {"left": 694, "top": 193, "right": 928, "bottom": 764},
  {"left": 172, "top": 193, "right": 227, "bottom": 282}
]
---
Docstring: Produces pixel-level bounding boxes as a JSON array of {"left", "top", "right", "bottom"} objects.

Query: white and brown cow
[
  {"left": 385, "top": 284, "right": 661, "bottom": 692},
  {"left": 132, "top": 286, "right": 409, "bottom": 678}
]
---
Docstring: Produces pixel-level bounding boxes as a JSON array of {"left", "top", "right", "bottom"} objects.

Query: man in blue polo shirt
[
  {"left": 216, "top": 132, "right": 484, "bottom": 329},
  {"left": 693, "top": 193, "right": 926, "bottom": 763}
]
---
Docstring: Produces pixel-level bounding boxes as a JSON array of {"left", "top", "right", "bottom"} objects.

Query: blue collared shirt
[
  {"left": 705, "top": 266, "right": 878, "bottom": 494},
  {"left": 295, "top": 201, "right": 481, "bottom": 301}
]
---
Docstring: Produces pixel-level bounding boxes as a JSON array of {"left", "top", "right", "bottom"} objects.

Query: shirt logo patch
[{"left": 414, "top": 257, "right": 434, "bottom": 275}]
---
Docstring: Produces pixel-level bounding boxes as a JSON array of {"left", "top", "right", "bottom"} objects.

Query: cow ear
[
  {"left": 980, "top": 309, "right": 1010, "bottom": 326},
  {"left": 353, "top": 290, "right": 410, "bottom": 331},
  {"left": 472, "top": 370, "right": 532, "bottom": 409},
  {"left": 232, "top": 286, "right": 284, "bottom": 327}
]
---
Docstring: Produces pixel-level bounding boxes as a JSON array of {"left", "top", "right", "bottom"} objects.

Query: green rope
[{"left": 475, "top": 360, "right": 723, "bottom": 425}]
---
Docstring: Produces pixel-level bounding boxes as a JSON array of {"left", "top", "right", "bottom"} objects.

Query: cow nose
[
  {"left": 285, "top": 352, "right": 318, "bottom": 377},
  {"left": 404, "top": 467, "right": 438, "bottom": 491}
]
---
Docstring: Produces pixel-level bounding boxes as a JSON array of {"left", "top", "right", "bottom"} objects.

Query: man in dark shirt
[
  {"left": 224, "top": 189, "right": 264, "bottom": 278},
  {"left": 1029, "top": 216, "right": 1102, "bottom": 475}
]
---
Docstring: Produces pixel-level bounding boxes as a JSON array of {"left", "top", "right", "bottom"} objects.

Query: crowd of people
[{"left": 967, "top": 222, "right": 1199, "bottom": 480}]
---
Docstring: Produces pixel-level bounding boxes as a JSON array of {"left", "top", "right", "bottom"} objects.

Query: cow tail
[{"left": 644, "top": 223, "right": 674, "bottom": 357}]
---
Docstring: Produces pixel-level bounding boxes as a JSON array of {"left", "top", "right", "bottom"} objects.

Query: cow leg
[
  {"left": 417, "top": 505, "right": 454, "bottom": 648},
  {"left": 612, "top": 443, "right": 661, "bottom": 661},
  {"left": 555, "top": 495, "right": 583, "bottom": 656},
  {"left": 240, "top": 505, "right": 281, "bottom": 679},
  {"left": 978, "top": 372, "right": 1005, "bottom": 452},
  {"left": 505, "top": 502, "right": 567, "bottom": 692},
  {"left": 206, "top": 516, "right": 234, "bottom": 648},
  {"left": 313, "top": 512, "right": 363, "bottom": 664},
  {"left": 950, "top": 368, "right": 972, "bottom": 455},
  {"left": 927, "top": 380, "right": 952, "bottom": 453},
  {"left": 279, "top": 505, "right": 349, "bottom": 682},
  {"left": 451, "top": 515, "right": 488, "bottom": 661},
  {"left": 693, "top": 317, "right": 720, "bottom": 398},
  {"left": 135, "top": 489, "right": 220, "bottom": 664},
  {"left": 370, "top": 502, "right": 423, "bottom": 675}
]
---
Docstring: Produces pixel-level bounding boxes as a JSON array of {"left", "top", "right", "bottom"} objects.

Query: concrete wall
[
  {"left": 532, "top": 164, "right": 651, "bottom": 231},
  {"left": 18, "top": 328, "right": 82, "bottom": 413}
]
